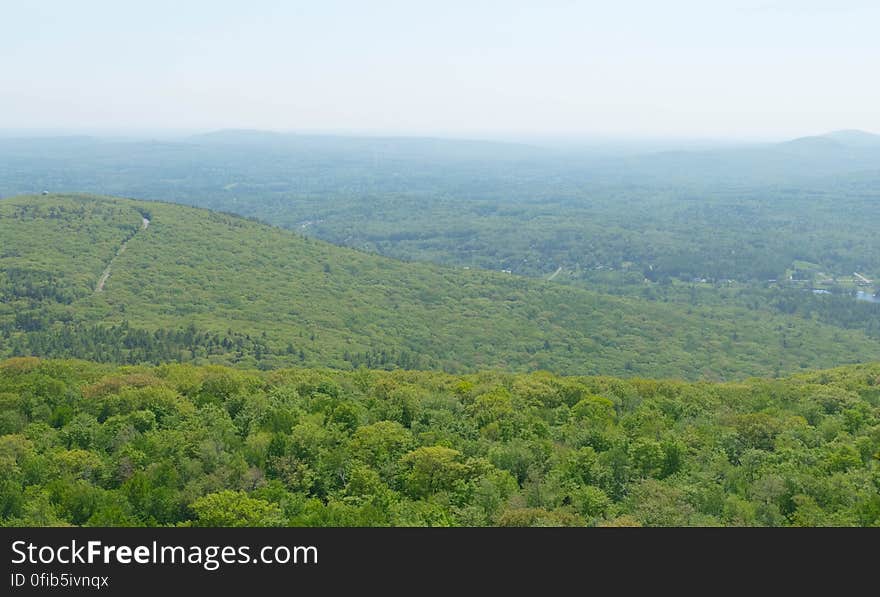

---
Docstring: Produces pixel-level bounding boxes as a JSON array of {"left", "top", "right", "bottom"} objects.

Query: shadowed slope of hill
[{"left": 2, "top": 193, "right": 880, "bottom": 379}]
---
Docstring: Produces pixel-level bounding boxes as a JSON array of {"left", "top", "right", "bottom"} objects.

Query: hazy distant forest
[{"left": 2, "top": 131, "right": 880, "bottom": 297}]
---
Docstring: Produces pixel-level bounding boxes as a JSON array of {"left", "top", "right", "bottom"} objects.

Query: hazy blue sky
[{"left": 2, "top": 0, "right": 878, "bottom": 139}]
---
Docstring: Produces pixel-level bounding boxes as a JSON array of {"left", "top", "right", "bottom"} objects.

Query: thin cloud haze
[{"left": 1, "top": 0, "right": 878, "bottom": 139}]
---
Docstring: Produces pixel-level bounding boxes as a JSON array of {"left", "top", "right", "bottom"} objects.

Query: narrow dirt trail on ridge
[{"left": 95, "top": 217, "right": 150, "bottom": 292}]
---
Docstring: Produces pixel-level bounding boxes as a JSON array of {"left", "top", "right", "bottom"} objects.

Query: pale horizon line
[{"left": 0, "top": 126, "right": 876, "bottom": 146}]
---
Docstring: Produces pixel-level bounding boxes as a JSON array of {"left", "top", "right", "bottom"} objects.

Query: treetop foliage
[{"left": 1, "top": 357, "right": 878, "bottom": 527}]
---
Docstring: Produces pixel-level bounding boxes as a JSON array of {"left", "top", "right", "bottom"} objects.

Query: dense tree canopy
[{"left": 1, "top": 358, "right": 878, "bottom": 527}]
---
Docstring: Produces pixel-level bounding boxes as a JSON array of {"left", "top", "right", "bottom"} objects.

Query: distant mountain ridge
[
  {"left": 591, "top": 128, "right": 880, "bottom": 185},
  {"left": 186, "top": 128, "right": 548, "bottom": 161},
  {"left": 829, "top": 129, "right": 880, "bottom": 145},
  {"left": 1, "top": 128, "right": 878, "bottom": 197},
  {"left": 790, "top": 129, "right": 880, "bottom": 148}
]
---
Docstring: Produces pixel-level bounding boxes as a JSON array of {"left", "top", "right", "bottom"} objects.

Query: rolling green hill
[{"left": 3, "top": 193, "right": 880, "bottom": 379}]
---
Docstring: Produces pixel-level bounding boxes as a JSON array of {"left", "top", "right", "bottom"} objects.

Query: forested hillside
[
  {"left": 4, "top": 194, "right": 880, "bottom": 379},
  {"left": 4, "top": 133, "right": 880, "bottom": 348},
  {"left": 1, "top": 357, "right": 877, "bottom": 527}
]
